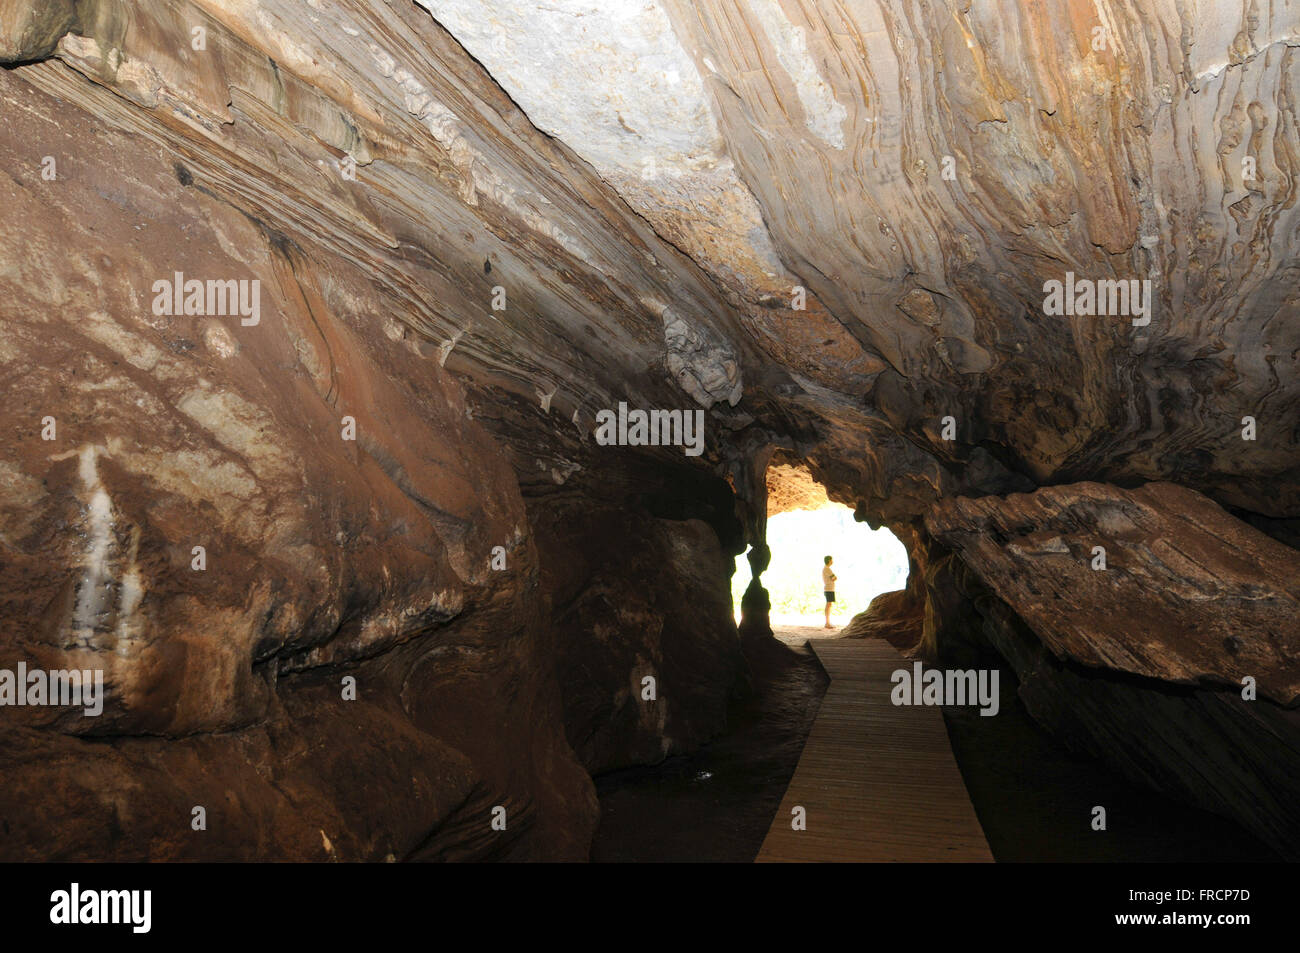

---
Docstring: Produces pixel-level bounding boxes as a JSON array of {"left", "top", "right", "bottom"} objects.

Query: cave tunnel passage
[
  {"left": 724, "top": 464, "right": 1286, "bottom": 864},
  {"left": 732, "top": 460, "right": 908, "bottom": 628}
]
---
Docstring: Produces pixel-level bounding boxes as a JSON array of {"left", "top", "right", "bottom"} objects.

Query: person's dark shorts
[{"left": 824, "top": 591, "right": 835, "bottom": 603}]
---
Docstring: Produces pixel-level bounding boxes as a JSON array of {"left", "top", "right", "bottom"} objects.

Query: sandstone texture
[
  {"left": 927, "top": 481, "right": 1300, "bottom": 857},
  {"left": 765, "top": 460, "right": 831, "bottom": 516},
  {"left": 0, "top": 0, "right": 1297, "bottom": 859},
  {"left": 928, "top": 482, "right": 1300, "bottom": 703},
  {"left": 839, "top": 589, "right": 925, "bottom": 656}
]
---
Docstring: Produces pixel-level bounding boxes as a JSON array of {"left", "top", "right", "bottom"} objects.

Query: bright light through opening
[{"left": 732, "top": 502, "right": 909, "bottom": 626}]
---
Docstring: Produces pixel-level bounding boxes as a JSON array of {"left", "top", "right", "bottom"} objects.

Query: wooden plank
[{"left": 756, "top": 638, "right": 993, "bottom": 862}]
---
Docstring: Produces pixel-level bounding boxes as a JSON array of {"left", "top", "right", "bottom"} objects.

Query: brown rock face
[
  {"left": 0, "top": 57, "right": 601, "bottom": 858},
  {"left": 927, "top": 481, "right": 1300, "bottom": 857},
  {"left": 0, "top": 0, "right": 1297, "bottom": 860},
  {"left": 970, "top": 592, "right": 1300, "bottom": 860},
  {"left": 927, "top": 482, "right": 1300, "bottom": 703},
  {"left": 539, "top": 508, "right": 745, "bottom": 774},
  {"left": 839, "top": 589, "right": 925, "bottom": 656},
  {"left": 765, "top": 461, "right": 831, "bottom": 516},
  {"left": 1, "top": 0, "right": 773, "bottom": 861},
  {"left": 0, "top": 0, "right": 76, "bottom": 61}
]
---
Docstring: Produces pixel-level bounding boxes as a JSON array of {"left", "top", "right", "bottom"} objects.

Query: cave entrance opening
[{"left": 731, "top": 459, "right": 909, "bottom": 628}]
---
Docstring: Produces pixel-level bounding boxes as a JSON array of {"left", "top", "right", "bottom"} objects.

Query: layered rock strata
[{"left": 0, "top": 0, "right": 1297, "bottom": 859}]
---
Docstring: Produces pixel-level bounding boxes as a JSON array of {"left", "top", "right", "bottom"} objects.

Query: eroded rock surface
[
  {"left": 927, "top": 482, "right": 1300, "bottom": 704},
  {"left": 0, "top": 0, "right": 1297, "bottom": 860},
  {"left": 765, "top": 460, "right": 830, "bottom": 516},
  {"left": 429, "top": 0, "right": 1300, "bottom": 524},
  {"left": 970, "top": 590, "right": 1300, "bottom": 860},
  {"left": 0, "top": 0, "right": 749, "bottom": 860},
  {"left": 839, "top": 589, "right": 924, "bottom": 656},
  {"left": 927, "top": 482, "right": 1300, "bottom": 857}
]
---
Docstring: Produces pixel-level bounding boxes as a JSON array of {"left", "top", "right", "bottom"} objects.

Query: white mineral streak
[
  {"left": 746, "top": 0, "right": 846, "bottom": 148},
  {"left": 73, "top": 445, "right": 115, "bottom": 639}
]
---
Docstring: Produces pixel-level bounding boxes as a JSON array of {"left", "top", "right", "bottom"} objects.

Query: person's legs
[{"left": 824, "top": 593, "right": 833, "bottom": 629}]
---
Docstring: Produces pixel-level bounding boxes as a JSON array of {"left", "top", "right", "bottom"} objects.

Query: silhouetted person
[{"left": 822, "top": 555, "right": 837, "bottom": 629}]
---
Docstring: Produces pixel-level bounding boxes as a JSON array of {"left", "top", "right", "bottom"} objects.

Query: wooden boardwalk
[{"left": 757, "top": 638, "right": 993, "bottom": 862}]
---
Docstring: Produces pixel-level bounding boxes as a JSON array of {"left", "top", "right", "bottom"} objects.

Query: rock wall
[
  {"left": 536, "top": 503, "right": 745, "bottom": 774},
  {"left": 0, "top": 0, "right": 753, "bottom": 860},
  {"left": 0, "top": 56, "right": 605, "bottom": 858},
  {"left": 1, "top": 0, "right": 1297, "bottom": 860},
  {"left": 927, "top": 482, "right": 1300, "bottom": 858}
]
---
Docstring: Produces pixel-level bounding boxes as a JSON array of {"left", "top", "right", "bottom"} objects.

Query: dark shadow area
[
  {"left": 590, "top": 641, "right": 828, "bottom": 862},
  {"left": 945, "top": 695, "right": 1284, "bottom": 862}
]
